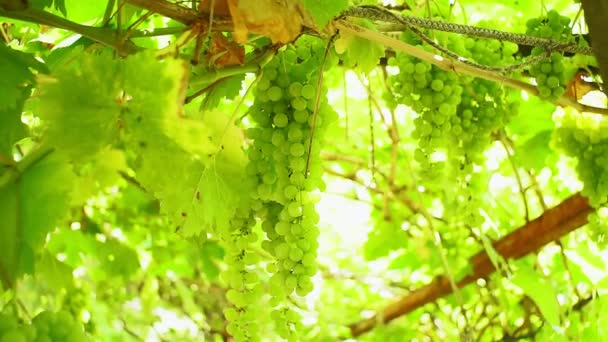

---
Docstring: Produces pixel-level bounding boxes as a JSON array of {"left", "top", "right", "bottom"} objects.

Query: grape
[
  {"left": 287, "top": 202, "right": 303, "bottom": 217},
  {"left": 300, "top": 84, "right": 315, "bottom": 100},
  {"left": 268, "top": 86, "right": 283, "bottom": 102},
  {"left": 237, "top": 37, "right": 334, "bottom": 341},
  {"left": 555, "top": 118, "right": 608, "bottom": 207},
  {"left": 291, "top": 97, "right": 307, "bottom": 111},
  {"left": 288, "top": 82, "right": 302, "bottom": 97},
  {"left": 287, "top": 126, "right": 303, "bottom": 141},
  {"left": 293, "top": 110, "right": 309, "bottom": 123},
  {"left": 273, "top": 113, "right": 289, "bottom": 127},
  {"left": 289, "top": 247, "right": 303, "bottom": 262},
  {"left": 525, "top": 11, "right": 573, "bottom": 100}
]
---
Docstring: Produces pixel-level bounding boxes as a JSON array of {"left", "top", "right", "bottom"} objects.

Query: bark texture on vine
[
  {"left": 349, "top": 193, "right": 593, "bottom": 337},
  {"left": 581, "top": 0, "right": 608, "bottom": 97}
]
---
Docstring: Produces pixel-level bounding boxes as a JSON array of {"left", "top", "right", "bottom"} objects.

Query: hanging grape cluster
[
  {"left": 223, "top": 36, "right": 336, "bottom": 341},
  {"left": 0, "top": 310, "right": 88, "bottom": 342},
  {"left": 221, "top": 208, "right": 264, "bottom": 342},
  {"left": 386, "top": 19, "right": 519, "bottom": 250},
  {"left": 388, "top": 29, "right": 517, "bottom": 175},
  {"left": 554, "top": 115, "right": 608, "bottom": 207},
  {"left": 526, "top": 10, "right": 573, "bottom": 100}
]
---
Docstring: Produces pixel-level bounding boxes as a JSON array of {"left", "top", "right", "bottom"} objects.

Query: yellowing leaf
[{"left": 228, "top": 0, "right": 306, "bottom": 43}]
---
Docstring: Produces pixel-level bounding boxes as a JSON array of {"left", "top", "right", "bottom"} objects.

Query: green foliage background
[{"left": 1, "top": 0, "right": 608, "bottom": 341}]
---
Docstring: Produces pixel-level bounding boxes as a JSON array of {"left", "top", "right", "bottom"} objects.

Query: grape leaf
[
  {"left": 364, "top": 220, "right": 408, "bottom": 260},
  {"left": 32, "top": 52, "right": 123, "bottom": 161},
  {"left": 200, "top": 241, "right": 225, "bottom": 280},
  {"left": 0, "top": 152, "right": 75, "bottom": 288},
  {"left": 35, "top": 251, "right": 74, "bottom": 291},
  {"left": 71, "top": 148, "right": 128, "bottom": 205},
  {"left": 513, "top": 130, "right": 555, "bottom": 171},
  {"left": 126, "top": 70, "right": 249, "bottom": 237},
  {"left": 0, "top": 44, "right": 46, "bottom": 111},
  {"left": 0, "top": 90, "right": 28, "bottom": 157},
  {"left": 30, "top": 0, "right": 67, "bottom": 16},
  {"left": 201, "top": 74, "right": 245, "bottom": 111},
  {"left": 96, "top": 239, "right": 140, "bottom": 279},
  {"left": 180, "top": 158, "right": 246, "bottom": 236},
  {"left": 506, "top": 92, "right": 555, "bottom": 138},
  {"left": 300, "top": 0, "right": 348, "bottom": 28},
  {"left": 511, "top": 262, "right": 561, "bottom": 327}
]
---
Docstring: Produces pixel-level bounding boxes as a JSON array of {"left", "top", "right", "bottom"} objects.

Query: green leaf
[
  {"left": 63, "top": 0, "right": 105, "bottom": 22},
  {"left": 364, "top": 221, "right": 408, "bottom": 260},
  {"left": 180, "top": 156, "right": 249, "bottom": 236},
  {"left": 0, "top": 44, "right": 46, "bottom": 111},
  {"left": 513, "top": 130, "right": 555, "bottom": 171},
  {"left": 511, "top": 262, "right": 561, "bottom": 327},
  {"left": 200, "top": 241, "right": 224, "bottom": 280},
  {"left": 0, "top": 90, "right": 28, "bottom": 157},
  {"left": 0, "top": 152, "right": 75, "bottom": 288},
  {"left": 200, "top": 74, "right": 245, "bottom": 111},
  {"left": 506, "top": 92, "right": 555, "bottom": 138},
  {"left": 32, "top": 52, "right": 123, "bottom": 161},
  {"left": 30, "top": 0, "right": 67, "bottom": 16},
  {"left": 301, "top": 0, "right": 348, "bottom": 28},
  {"left": 71, "top": 148, "right": 128, "bottom": 205},
  {"left": 96, "top": 239, "right": 140, "bottom": 279},
  {"left": 35, "top": 251, "right": 74, "bottom": 291}
]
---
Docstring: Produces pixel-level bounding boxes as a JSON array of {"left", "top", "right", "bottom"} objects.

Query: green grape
[
  {"left": 300, "top": 84, "right": 315, "bottom": 100},
  {"left": 293, "top": 110, "right": 309, "bottom": 123},
  {"left": 267, "top": 86, "right": 283, "bottom": 102},
  {"left": 289, "top": 143, "right": 305, "bottom": 157},
  {"left": 275, "top": 221, "right": 290, "bottom": 236},
  {"left": 525, "top": 12, "right": 572, "bottom": 100},
  {"left": 291, "top": 97, "right": 307, "bottom": 111},
  {"left": 274, "top": 243, "right": 290, "bottom": 259},
  {"left": 287, "top": 126, "right": 303, "bottom": 141},
  {"left": 273, "top": 113, "right": 289, "bottom": 127},
  {"left": 301, "top": 252, "right": 315, "bottom": 266},
  {"left": 284, "top": 185, "right": 299, "bottom": 199},
  {"left": 288, "top": 247, "right": 303, "bottom": 262},
  {"left": 288, "top": 82, "right": 302, "bottom": 97},
  {"left": 287, "top": 202, "right": 303, "bottom": 217},
  {"left": 431, "top": 79, "right": 444, "bottom": 92}
]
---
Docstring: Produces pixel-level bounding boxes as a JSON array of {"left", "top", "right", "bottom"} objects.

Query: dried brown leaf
[{"left": 227, "top": 0, "right": 306, "bottom": 44}]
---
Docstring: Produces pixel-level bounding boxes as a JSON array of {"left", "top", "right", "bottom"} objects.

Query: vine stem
[
  {"left": 0, "top": 7, "right": 140, "bottom": 56},
  {"left": 334, "top": 19, "right": 608, "bottom": 116}
]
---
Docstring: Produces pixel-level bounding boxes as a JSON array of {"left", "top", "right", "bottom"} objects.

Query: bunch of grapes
[
  {"left": 221, "top": 207, "right": 264, "bottom": 342},
  {"left": 0, "top": 310, "right": 88, "bottom": 342},
  {"left": 387, "top": 31, "right": 463, "bottom": 174},
  {"left": 526, "top": 10, "right": 573, "bottom": 100},
  {"left": 229, "top": 37, "right": 336, "bottom": 341},
  {"left": 554, "top": 115, "right": 608, "bottom": 207},
  {"left": 452, "top": 78, "right": 517, "bottom": 165},
  {"left": 389, "top": 30, "right": 518, "bottom": 176}
]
